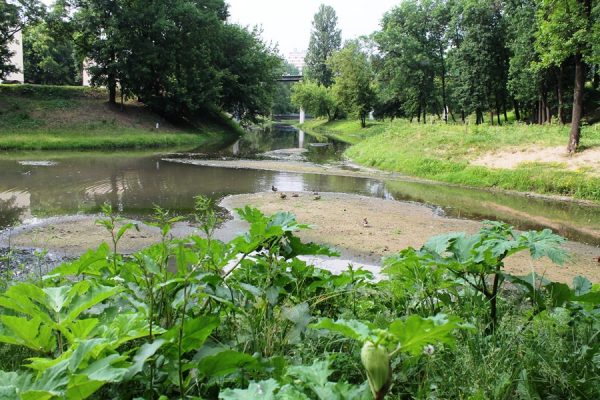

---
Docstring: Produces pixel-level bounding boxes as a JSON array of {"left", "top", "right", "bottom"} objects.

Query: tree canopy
[{"left": 304, "top": 4, "right": 341, "bottom": 87}]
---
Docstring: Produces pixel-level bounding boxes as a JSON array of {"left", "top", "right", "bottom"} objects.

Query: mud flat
[
  {"left": 2, "top": 192, "right": 598, "bottom": 283},
  {"left": 220, "top": 192, "right": 600, "bottom": 283}
]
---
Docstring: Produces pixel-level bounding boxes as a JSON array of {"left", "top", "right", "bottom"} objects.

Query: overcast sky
[{"left": 226, "top": 1, "right": 399, "bottom": 55}]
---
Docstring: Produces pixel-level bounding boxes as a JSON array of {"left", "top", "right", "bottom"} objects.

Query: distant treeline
[{"left": 293, "top": 0, "right": 600, "bottom": 153}]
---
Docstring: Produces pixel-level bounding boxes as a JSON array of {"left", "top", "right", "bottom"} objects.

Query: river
[{"left": 1, "top": 124, "right": 599, "bottom": 246}]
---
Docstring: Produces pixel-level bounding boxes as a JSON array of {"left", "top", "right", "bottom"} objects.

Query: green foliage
[
  {"left": 329, "top": 41, "right": 376, "bottom": 128},
  {"left": 71, "top": 0, "right": 280, "bottom": 122},
  {"left": 0, "top": 0, "right": 21, "bottom": 79},
  {"left": 0, "top": 203, "right": 598, "bottom": 399},
  {"left": 23, "top": 3, "right": 79, "bottom": 85},
  {"left": 376, "top": 0, "right": 449, "bottom": 122},
  {"left": 315, "top": 118, "right": 600, "bottom": 202},
  {"left": 291, "top": 81, "right": 339, "bottom": 121},
  {"left": 304, "top": 4, "right": 342, "bottom": 87}
]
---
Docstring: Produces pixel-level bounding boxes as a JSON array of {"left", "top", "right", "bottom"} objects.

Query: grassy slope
[
  {"left": 0, "top": 84, "right": 239, "bottom": 150},
  {"left": 301, "top": 118, "right": 600, "bottom": 202}
]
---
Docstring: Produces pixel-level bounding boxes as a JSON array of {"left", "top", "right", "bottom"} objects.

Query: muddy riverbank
[{"left": 3, "top": 192, "right": 598, "bottom": 283}]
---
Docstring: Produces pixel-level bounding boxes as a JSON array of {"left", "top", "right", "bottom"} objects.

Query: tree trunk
[
  {"left": 440, "top": 45, "right": 448, "bottom": 124},
  {"left": 496, "top": 98, "right": 501, "bottom": 125},
  {"left": 543, "top": 87, "right": 550, "bottom": 123},
  {"left": 489, "top": 110, "right": 494, "bottom": 125},
  {"left": 109, "top": 81, "right": 117, "bottom": 104},
  {"left": 461, "top": 110, "right": 466, "bottom": 124},
  {"left": 568, "top": 53, "right": 585, "bottom": 154},
  {"left": 514, "top": 100, "right": 521, "bottom": 121},
  {"left": 556, "top": 65, "right": 565, "bottom": 124}
]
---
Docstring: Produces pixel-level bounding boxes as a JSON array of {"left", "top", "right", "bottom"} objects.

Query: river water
[{"left": 1, "top": 124, "right": 599, "bottom": 246}]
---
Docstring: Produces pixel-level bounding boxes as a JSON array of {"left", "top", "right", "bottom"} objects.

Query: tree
[
  {"left": 0, "top": 0, "right": 20, "bottom": 78},
  {"left": 536, "top": 0, "right": 597, "bottom": 153},
  {"left": 304, "top": 4, "right": 341, "bottom": 87},
  {"left": 273, "top": 61, "right": 300, "bottom": 115},
  {"left": 217, "top": 25, "right": 282, "bottom": 122},
  {"left": 23, "top": 14, "right": 79, "bottom": 85},
  {"left": 329, "top": 40, "right": 376, "bottom": 127},
  {"left": 376, "top": 0, "right": 447, "bottom": 123},
  {"left": 291, "top": 80, "right": 339, "bottom": 120},
  {"left": 0, "top": 0, "right": 44, "bottom": 79},
  {"left": 448, "top": 0, "right": 509, "bottom": 125},
  {"left": 73, "top": 0, "right": 124, "bottom": 104}
]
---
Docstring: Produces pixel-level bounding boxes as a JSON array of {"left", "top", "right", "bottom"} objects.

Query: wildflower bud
[
  {"left": 361, "top": 341, "right": 392, "bottom": 399},
  {"left": 423, "top": 344, "right": 435, "bottom": 356}
]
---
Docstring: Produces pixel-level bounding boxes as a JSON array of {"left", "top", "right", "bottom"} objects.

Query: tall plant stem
[{"left": 178, "top": 283, "right": 189, "bottom": 398}]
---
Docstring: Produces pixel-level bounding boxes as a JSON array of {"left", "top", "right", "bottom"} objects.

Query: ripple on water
[{"left": 18, "top": 161, "right": 58, "bottom": 167}]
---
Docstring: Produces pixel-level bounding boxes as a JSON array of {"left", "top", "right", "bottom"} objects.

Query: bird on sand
[
  {"left": 313, "top": 195, "right": 321, "bottom": 200},
  {"left": 280, "top": 193, "right": 287, "bottom": 200},
  {"left": 363, "top": 218, "right": 370, "bottom": 228},
  {"left": 292, "top": 193, "right": 299, "bottom": 198},
  {"left": 271, "top": 185, "right": 278, "bottom": 192}
]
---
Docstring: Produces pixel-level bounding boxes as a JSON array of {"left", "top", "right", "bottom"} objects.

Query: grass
[
  {"left": 0, "top": 84, "right": 240, "bottom": 150},
  {"left": 300, "top": 118, "right": 600, "bottom": 202}
]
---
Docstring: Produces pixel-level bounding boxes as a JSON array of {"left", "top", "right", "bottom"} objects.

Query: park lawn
[
  {"left": 0, "top": 84, "right": 238, "bottom": 150},
  {"left": 301, "top": 118, "right": 600, "bottom": 202}
]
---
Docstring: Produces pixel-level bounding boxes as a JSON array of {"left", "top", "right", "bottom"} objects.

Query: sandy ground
[
  {"left": 472, "top": 145, "right": 600, "bottom": 176},
  {"left": 3, "top": 193, "right": 599, "bottom": 283},
  {"left": 221, "top": 192, "right": 600, "bottom": 284},
  {"left": 162, "top": 158, "right": 396, "bottom": 180}
]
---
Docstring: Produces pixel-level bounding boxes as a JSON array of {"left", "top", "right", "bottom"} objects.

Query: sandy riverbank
[{"left": 5, "top": 192, "right": 597, "bottom": 283}]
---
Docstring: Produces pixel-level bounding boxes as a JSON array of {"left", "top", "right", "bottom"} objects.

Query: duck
[
  {"left": 363, "top": 218, "right": 370, "bottom": 228},
  {"left": 271, "top": 185, "right": 278, "bottom": 192},
  {"left": 280, "top": 193, "right": 287, "bottom": 200},
  {"left": 292, "top": 193, "right": 299, "bottom": 198},
  {"left": 313, "top": 195, "right": 321, "bottom": 201}
]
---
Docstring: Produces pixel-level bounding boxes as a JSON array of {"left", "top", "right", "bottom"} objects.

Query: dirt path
[
  {"left": 3, "top": 193, "right": 599, "bottom": 283},
  {"left": 472, "top": 145, "right": 600, "bottom": 176}
]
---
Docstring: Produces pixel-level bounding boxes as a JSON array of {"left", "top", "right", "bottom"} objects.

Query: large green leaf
[
  {"left": 195, "top": 349, "right": 260, "bottom": 378},
  {"left": 125, "top": 339, "right": 165, "bottom": 380},
  {"left": 309, "top": 318, "right": 373, "bottom": 342},
  {"left": 50, "top": 244, "right": 111, "bottom": 278},
  {"left": 0, "top": 370, "right": 32, "bottom": 400},
  {"left": 162, "top": 316, "right": 220, "bottom": 354},
  {"left": 387, "top": 314, "right": 468, "bottom": 356},
  {"left": 219, "top": 379, "right": 280, "bottom": 400},
  {"left": 282, "top": 302, "right": 311, "bottom": 344},
  {"left": 0, "top": 315, "right": 56, "bottom": 352},
  {"left": 519, "top": 229, "right": 567, "bottom": 265},
  {"left": 287, "top": 359, "right": 331, "bottom": 389},
  {"left": 65, "top": 375, "right": 105, "bottom": 400}
]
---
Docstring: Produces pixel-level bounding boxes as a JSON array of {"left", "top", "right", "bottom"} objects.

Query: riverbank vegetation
[
  {"left": 1, "top": 0, "right": 282, "bottom": 136},
  {"left": 294, "top": 0, "right": 600, "bottom": 154},
  {"left": 302, "top": 118, "right": 600, "bottom": 202},
  {"left": 0, "top": 202, "right": 598, "bottom": 399},
  {"left": 0, "top": 84, "right": 242, "bottom": 150}
]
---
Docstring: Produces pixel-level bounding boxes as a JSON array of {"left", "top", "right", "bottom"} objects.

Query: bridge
[
  {"left": 277, "top": 74, "right": 305, "bottom": 122},
  {"left": 277, "top": 74, "right": 303, "bottom": 83}
]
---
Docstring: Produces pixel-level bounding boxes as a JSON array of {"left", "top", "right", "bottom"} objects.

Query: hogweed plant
[{"left": 0, "top": 205, "right": 598, "bottom": 399}]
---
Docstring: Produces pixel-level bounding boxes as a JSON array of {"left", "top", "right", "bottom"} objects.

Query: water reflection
[
  {"left": 0, "top": 124, "right": 599, "bottom": 246},
  {"left": 0, "top": 153, "right": 390, "bottom": 228},
  {"left": 212, "top": 124, "right": 347, "bottom": 164}
]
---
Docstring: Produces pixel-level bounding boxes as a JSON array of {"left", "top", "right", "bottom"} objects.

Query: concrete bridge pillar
[{"left": 299, "top": 108, "right": 305, "bottom": 124}]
